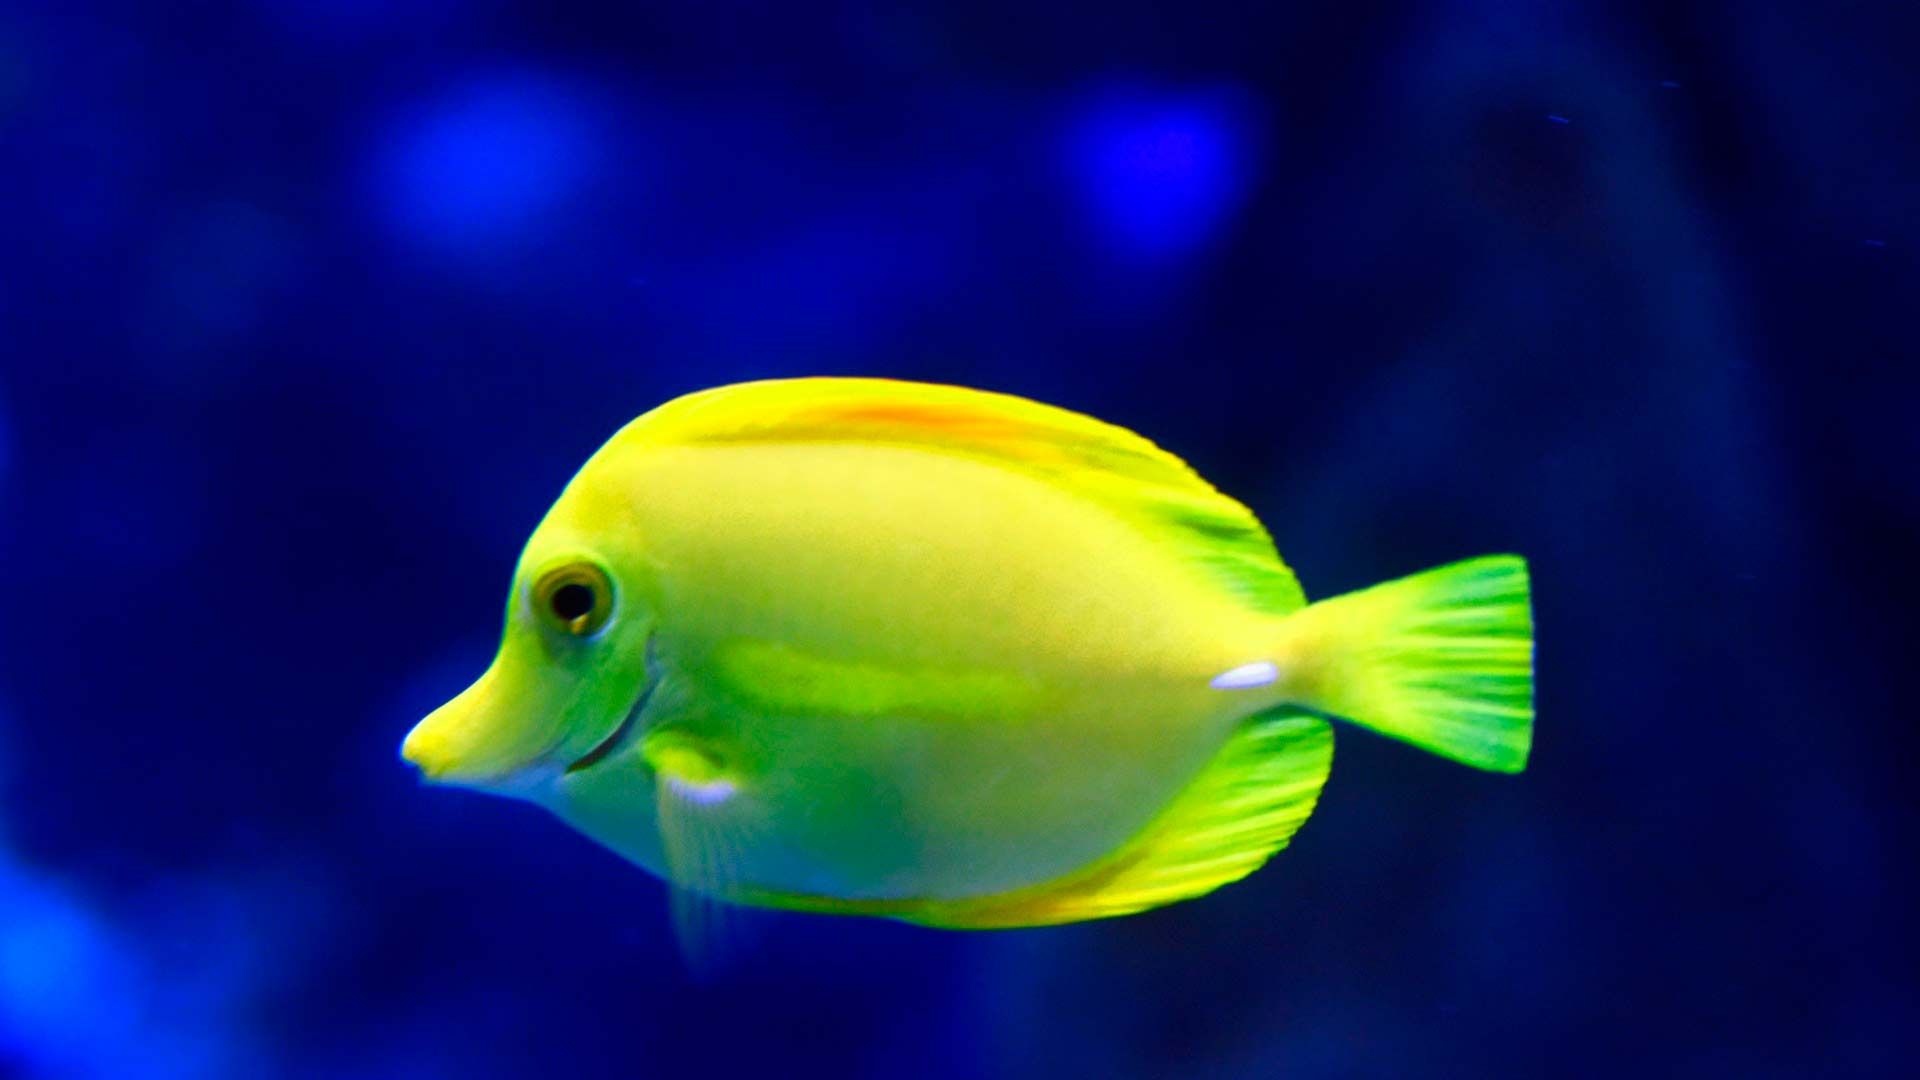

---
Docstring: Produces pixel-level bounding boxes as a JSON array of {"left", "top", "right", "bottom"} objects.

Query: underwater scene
[{"left": 1, "top": 2, "right": 1913, "bottom": 1077}]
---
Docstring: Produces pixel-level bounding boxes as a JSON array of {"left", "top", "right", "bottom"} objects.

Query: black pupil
[{"left": 551, "top": 583, "right": 596, "bottom": 623}]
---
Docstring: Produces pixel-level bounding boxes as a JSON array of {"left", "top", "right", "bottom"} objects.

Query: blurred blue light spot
[
  {"left": 1547, "top": 114, "right": 1571, "bottom": 124},
  {"left": 375, "top": 76, "right": 599, "bottom": 254},
  {"left": 0, "top": 874, "right": 136, "bottom": 1065},
  {"left": 1064, "top": 89, "right": 1259, "bottom": 262}
]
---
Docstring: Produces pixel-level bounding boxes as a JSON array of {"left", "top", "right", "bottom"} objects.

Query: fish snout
[
  {"left": 400, "top": 668, "right": 561, "bottom": 791},
  {"left": 399, "top": 707, "right": 477, "bottom": 783}
]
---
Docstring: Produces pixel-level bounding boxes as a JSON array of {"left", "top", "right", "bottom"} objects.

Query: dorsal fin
[
  {"left": 903, "top": 709, "right": 1333, "bottom": 928},
  {"left": 623, "top": 378, "right": 1305, "bottom": 614}
]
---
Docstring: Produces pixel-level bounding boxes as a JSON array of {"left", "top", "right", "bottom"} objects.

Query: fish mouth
[{"left": 566, "top": 643, "right": 659, "bottom": 775}]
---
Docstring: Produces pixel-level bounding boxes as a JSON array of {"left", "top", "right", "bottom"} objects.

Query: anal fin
[{"left": 907, "top": 708, "right": 1333, "bottom": 928}]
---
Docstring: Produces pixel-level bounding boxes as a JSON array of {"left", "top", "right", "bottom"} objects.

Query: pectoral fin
[{"left": 642, "top": 731, "right": 764, "bottom": 974}]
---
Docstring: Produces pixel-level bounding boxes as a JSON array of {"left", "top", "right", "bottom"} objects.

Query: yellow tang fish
[{"left": 402, "top": 378, "right": 1533, "bottom": 947}]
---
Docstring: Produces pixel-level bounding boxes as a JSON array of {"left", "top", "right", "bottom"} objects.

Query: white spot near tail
[{"left": 1210, "top": 660, "right": 1279, "bottom": 690}]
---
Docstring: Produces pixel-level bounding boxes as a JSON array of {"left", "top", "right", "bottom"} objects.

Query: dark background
[{"left": 1, "top": 2, "right": 1914, "bottom": 1077}]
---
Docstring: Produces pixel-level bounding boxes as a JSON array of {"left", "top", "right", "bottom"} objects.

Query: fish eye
[
  {"left": 532, "top": 562, "right": 614, "bottom": 637},
  {"left": 552, "top": 583, "right": 594, "bottom": 621}
]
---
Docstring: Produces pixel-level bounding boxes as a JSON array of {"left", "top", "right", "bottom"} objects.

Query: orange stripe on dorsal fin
[
  {"left": 625, "top": 377, "right": 1174, "bottom": 481},
  {"left": 795, "top": 400, "right": 1061, "bottom": 464}
]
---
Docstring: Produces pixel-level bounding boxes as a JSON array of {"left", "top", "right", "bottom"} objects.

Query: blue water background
[{"left": 0, "top": 2, "right": 1913, "bottom": 1076}]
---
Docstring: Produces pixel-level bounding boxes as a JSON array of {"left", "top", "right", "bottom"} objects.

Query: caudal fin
[{"left": 1281, "top": 555, "right": 1533, "bottom": 772}]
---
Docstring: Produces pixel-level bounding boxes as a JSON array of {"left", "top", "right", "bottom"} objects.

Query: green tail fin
[{"left": 1283, "top": 555, "right": 1533, "bottom": 772}]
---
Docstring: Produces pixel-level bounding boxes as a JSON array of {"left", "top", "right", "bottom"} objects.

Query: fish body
[{"left": 402, "top": 378, "right": 1533, "bottom": 934}]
